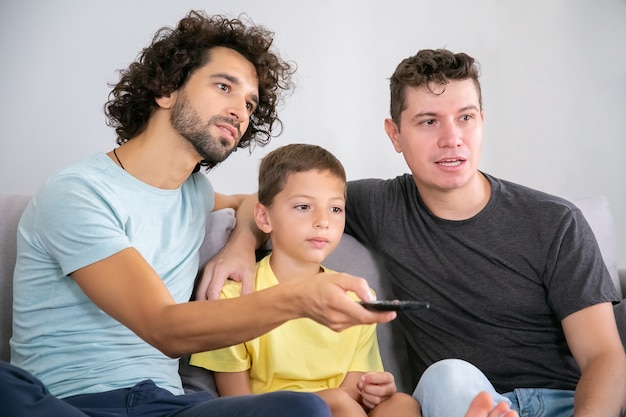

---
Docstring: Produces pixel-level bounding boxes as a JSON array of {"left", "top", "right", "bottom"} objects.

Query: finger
[
  {"left": 360, "top": 393, "right": 377, "bottom": 410},
  {"left": 239, "top": 269, "right": 255, "bottom": 295},
  {"left": 302, "top": 275, "right": 396, "bottom": 331},
  {"left": 206, "top": 267, "right": 229, "bottom": 300},
  {"left": 361, "top": 399, "right": 375, "bottom": 410},
  {"left": 465, "top": 392, "right": 517, "bottom": 417},
  {"left": 340, "top": 274, "right": 376, "bottom": 303},
  {"left": 360, "top": 380, "right": 394, "bottom": 398},
  {"left": 361, "top": 371, "right": 394, "bottom": 386},
  {"left": 194, "top": 266, "right": 213, "bottom": 301},
  {"left": 324, "top": 303, "right": 396, "bottom": 332},
  {"left": 490, "top": 401, "right": 517, "bottom": 417},
  {"left": 360, "top": 391, "right": 387, "bottom": 408},
  {"left": 465, "top": 391, "right": 493, "bottom": 416}
]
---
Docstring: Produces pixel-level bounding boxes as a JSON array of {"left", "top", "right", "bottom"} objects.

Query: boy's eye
[
  {"left": 331, "top": 206, "right": 343, "bottom": 213},
  {"left": 294, "top": 204, "right": 309, "bottom": 211}
]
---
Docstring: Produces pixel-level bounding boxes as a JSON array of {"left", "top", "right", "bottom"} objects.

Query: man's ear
[
  {"left": 155, "top": 91, "right": 178, "bottom": 109},
  {"left": 254, "top": 203, "right": 273, "bottom": 234},
  {"left": 384, "top": 118, "right": 403, "bottom": 153}
]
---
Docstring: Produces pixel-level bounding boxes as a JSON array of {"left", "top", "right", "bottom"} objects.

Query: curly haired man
[{"left": 1, "top": 11, "right": 397, "bottom": 417}]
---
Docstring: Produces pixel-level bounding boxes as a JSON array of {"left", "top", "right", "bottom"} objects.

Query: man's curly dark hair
[
  {"left": 389, "top": 49, "right": 481, "bottom": 127},
  {"left": 105, "top": 10, "right": 295, "bottom": 169}
]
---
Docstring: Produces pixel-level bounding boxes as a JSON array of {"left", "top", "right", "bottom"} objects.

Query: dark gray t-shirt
[{"left": 346, "top": 173, "right": 619, "bottom": 393}]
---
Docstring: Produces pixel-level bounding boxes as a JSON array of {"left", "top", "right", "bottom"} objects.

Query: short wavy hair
[
  {"left": 258, "top": 144, "right": 346, "bottom": 206},
  {"left": 389, "top": 49, "right": 481, "bottom": 126},
  {"left": 105, "top": 10, "right": 295, "bottom": 167}
]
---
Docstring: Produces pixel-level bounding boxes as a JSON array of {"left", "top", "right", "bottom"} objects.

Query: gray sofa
[{"left": 1, "top": 194, "right": 625, "bottom": 395}]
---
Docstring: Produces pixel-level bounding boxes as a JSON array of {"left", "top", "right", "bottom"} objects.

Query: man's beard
[{"left": 170, "top": 94, "right": 241, "bottom": 165}]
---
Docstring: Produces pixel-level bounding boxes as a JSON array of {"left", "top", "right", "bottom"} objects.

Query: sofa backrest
[
  {"left": 569, "top": 196, "right": 621, "bottom": 297},
  {"left": 0, "top": 195, "right": 31, "bottom": 363}
]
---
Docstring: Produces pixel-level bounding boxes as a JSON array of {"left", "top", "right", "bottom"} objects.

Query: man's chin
[{"left": 201, "top": 147, "right": 235, "bottom": 165}]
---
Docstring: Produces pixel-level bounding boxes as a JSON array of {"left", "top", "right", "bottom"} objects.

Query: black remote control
[{"left": 359, "top": 300, "right": 430, "bottom": 311}]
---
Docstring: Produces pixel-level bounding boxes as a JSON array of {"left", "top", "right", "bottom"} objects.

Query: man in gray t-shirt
[{"left": 345, "top": 48, "right": 625, "bottom": 417}]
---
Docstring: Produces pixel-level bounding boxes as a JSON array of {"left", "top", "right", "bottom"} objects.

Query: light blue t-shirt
[{"left": 10, "top": 153, "right": 214, "bottom": 398}]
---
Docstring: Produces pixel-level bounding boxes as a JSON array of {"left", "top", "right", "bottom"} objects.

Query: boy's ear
[{"left": 254, "top": 203, "right": 273, "bottom": 234}]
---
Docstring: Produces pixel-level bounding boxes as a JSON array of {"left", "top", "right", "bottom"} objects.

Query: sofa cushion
[
  {"left": 179, "top": 208, "right": 236, "bottom": 397},
  {"left": 568, "top": 196, "right": 621, "bottom": 297},
  {"left": 198, "top": 208, "right": 236, "bottom": 267},
  {"left": 0, "top": 195, "right": 31, "bottom": 362}
]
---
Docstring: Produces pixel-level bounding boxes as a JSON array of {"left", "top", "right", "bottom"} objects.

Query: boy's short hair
[{"left": 258, "top": 144, "right": 346, "bottom": 206}]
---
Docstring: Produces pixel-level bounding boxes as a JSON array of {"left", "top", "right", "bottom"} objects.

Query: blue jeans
[
  {"left": 412, "top": 359, "right": 574, "bottom": 417},
  {"left": 0, "top": 361, "right": 331, "bottom": 417}
]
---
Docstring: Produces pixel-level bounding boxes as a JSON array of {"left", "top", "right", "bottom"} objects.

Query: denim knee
[
  {"left": 279, "top": 392, "right": 331, "bottom": 417},
  {"left": 248, "top": 391, "right": 331, "bottom": 417}
]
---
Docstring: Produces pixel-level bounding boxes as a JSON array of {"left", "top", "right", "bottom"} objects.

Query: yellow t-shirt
[{"left": 190, "top": 255, "right": 383, "bottom": 393}]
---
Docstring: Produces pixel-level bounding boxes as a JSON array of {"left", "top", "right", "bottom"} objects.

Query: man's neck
[
  {"left": 113, "top": 111, "right": 201, "bottom": 190},
  {"left": 418, "top": 172, "right": 491, "bottom": 221}
]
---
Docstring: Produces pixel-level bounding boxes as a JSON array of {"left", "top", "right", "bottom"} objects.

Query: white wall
[{"left": 1, "top": 0, "right": 625, "bottom": 266}]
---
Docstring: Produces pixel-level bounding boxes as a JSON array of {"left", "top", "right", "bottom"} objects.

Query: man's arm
[
  {"left": 562, "top": 302, "right": 626, "bottom": 416},
  {"left": 196, "top": 193, "right": 266, "bottom": 300},
  {"left": 71, "top": 247, "right": 394, "bottom": 358}
]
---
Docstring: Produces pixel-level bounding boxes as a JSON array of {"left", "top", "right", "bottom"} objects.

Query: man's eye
[
  {"left": 246, "top": 102, "right": 255, "bottom": 112},
  {"left": 420, "top": 119, "right": 435, "bottom": 126},
  {"left": 460, "top": 114, "right": 472, "bottom": 121},
  {"left": 217, "top": 83, "right": 230, "bottom": 92}
]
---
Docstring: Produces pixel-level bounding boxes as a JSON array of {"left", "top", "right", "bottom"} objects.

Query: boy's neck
[{"left": 268, "top": 252, "right": 324, "bottom": 283}]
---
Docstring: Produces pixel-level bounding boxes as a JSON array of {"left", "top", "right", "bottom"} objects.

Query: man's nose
[
  {"left": 438, "top": 122, "right": 463, "bottom": 148},
  {"left": 226, "top": 97, "right": 248, "bottom": 122}
]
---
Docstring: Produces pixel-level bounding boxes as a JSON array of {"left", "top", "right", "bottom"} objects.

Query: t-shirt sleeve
[
  {"left": 33, "top": 174, "right": 132, "bottom": 276},
  {"left": 545, "top": 206, "right": 620, "bottom": 319},
  {"left": 189, "top": 342, "right": 251, "bottom": 373},
  {"left": 188, "top": 280, "right": 251, "bottom": 372},
  {"left": 345, "top": 179, "right": 388, "bottom": 246},
  {"left": 346, "top": 322, "right": 384, "bottom": 373}
]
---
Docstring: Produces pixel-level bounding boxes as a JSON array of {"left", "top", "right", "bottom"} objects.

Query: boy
[{"left": 190, "top": 143, "right": 421, "bottom": 417}]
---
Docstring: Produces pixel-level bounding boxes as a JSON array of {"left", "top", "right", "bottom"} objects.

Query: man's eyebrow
[
  {"left": 458, "top": 105, "right": 480, "bottom": 113},
  {"left": 413, "top": 111, "right": 437, "bottom": 119},
  {"left": 411, "top": 105, "right": 480, "bottom": 121},
  {"left": 210, "top": 73, "right": 259, "bottom": 106},
  {"left": 210, "top": 72, "right": 238, "bottom": 84}
]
